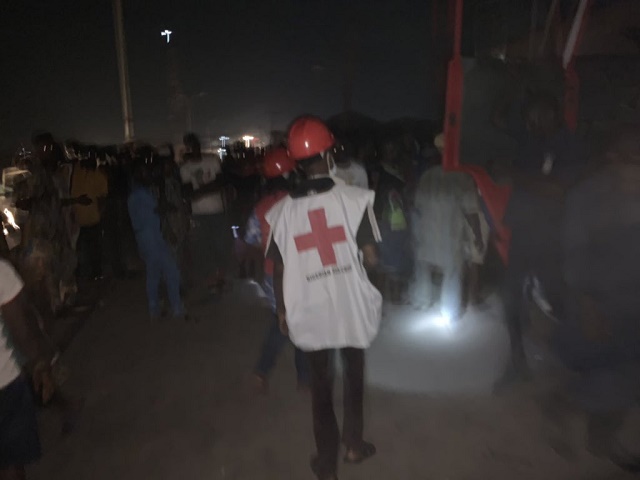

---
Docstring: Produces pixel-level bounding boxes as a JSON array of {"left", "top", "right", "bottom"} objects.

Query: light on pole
[{"left": 161, "top": 29, "right": 172, "bottom": 44}]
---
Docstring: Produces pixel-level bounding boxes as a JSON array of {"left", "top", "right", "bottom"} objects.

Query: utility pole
[
  {"left": 528, "top": 0, "right": 539, "bottom": 61},
  {"left": 112, "top": 0, "right": 135, "bottom": 142}
]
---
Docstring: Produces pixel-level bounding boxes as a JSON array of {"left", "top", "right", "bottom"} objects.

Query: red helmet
[
  {"left": 262, "top": 147, "right": 296, "bottom": 179},
  {"left": 287, "top": 116, "right": 335, "bottom": 161}
]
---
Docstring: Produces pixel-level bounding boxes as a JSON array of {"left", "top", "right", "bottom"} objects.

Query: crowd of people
[{"left": 1, "top": 88, "right": 640, "bottom": 479}]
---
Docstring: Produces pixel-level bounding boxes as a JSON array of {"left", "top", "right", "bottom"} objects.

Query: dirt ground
[{"left": 28, "top": 278, "right": 638, "bottom": 480}]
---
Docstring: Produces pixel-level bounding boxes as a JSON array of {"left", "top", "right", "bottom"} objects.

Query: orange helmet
[
  {"left": 287, "top": 116, "right": 334, "bottom": 161},
  {"left": 262, "top": 147, "right": 296, "bottom": 179}
]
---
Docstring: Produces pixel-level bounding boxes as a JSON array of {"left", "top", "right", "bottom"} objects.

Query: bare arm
[{"left": 361, "top": 243, "right": 378, "bottom": 271}]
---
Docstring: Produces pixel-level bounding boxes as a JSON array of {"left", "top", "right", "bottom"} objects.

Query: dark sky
[{"left": 0, "top": 0, "right": 436, "bottom": 151}]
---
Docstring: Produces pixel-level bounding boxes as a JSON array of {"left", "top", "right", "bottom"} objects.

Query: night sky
[{"left": 0, "top": 0, "right": 435, "bottom": 152}]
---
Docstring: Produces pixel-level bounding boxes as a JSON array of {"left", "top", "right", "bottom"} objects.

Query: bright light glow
[
  {"left": 242, "top": 135, "right": 254, "bottom": 148},
  {"left": 2, "top": 228, "right": 7, "bottom": 236},
  {"left": 407, "top": 308, "right": 455, "bottom": 335},
  {"left": 161, "top": 29, "right": 172, "bottom": 43},
  {"left": 3, "top": 209, "right": 19, "bottom": 230},
  {"left": 432, "top": 311, "right": 452, "bottom": 328}
]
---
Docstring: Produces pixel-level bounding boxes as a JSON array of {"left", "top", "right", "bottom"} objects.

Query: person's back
[
  {"left": 414, "top": 165, "right": 478, "bottom": 268},
  {"left": 180, "top": 133, "right": 230, "bottom": 292},
  {"left": 268, "top": 117, "right": 380, "bottom": 479},
  {"left": 179, "top": 152, "right": 224, "bottom": 215},
  {"left": 267, "top": 182, "right": 381, "bottom": 350},
  {"left": 128, "top": 183, "right": 161, "bottom": 242},
  {"left": 561, "top": 161, "right": 640, "bottom": 366},
  {"left": 556, "top": 130, "right": 640, "bottom": 470},
  {"left": 71, "top": 162, "right": 108, "bottom": 228}
]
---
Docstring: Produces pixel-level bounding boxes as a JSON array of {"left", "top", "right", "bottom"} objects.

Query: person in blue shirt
[{"left": 128, "top": 149, "right": 185, "bottom": 321}]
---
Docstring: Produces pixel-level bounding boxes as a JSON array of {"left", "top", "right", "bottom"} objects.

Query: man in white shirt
[
  {"left": 333, "top": 142, "right": 369, "bottom": 190},
  {"left": 267, "top": 117, "right": 381, "bottom": 480},
  {"left": 180, "top": 133, "right": 231, "bottom": 293},
  {"left": 411, "top": 150, "right": 485, "bottom": 320},
  {"left": 0, "top": 259, "right": 55, "bottom": 479}
]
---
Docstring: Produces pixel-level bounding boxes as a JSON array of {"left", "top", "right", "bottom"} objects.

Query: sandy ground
[{"left": 28, "top": 277, "right": 638, "bottom": 480}]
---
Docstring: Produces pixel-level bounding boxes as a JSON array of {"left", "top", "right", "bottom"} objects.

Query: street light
[
  {"left": 242, "top": 135, "right": 254, "bottom": 148},
  {"left": 161, "top": 29, "right": 172, "bottom": 43}
]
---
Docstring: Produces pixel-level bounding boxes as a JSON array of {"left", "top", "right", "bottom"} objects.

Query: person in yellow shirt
[{"left": 71, "top": 150, "right": 108, "bottom": 281}]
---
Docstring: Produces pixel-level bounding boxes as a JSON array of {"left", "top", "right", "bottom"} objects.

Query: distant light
[
  {"left": 242, "top": 135, "right": 254, "bottom": 148},
  {"left": 161, "top": 29, "right": 172, "bottom": 43}
]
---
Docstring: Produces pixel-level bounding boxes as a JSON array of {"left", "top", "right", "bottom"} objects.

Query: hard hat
[
  {"left": 262, "top": 147, "right": 296, "bottom": 178},
  {"left": 287, "top": 116, "right": 335, "bottom": 161},
  {"left": 434, "top": 132, "right": 445, "bottom": 152}
]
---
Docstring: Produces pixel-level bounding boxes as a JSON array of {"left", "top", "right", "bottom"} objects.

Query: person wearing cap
[
  {"left": 128, "top": 148, "right": 185, "bottom": 322},
  {"left": 246, "top": 147, "right": 309, "bottom": 393},
  {"left": 410, "top": 133, "right": 486, "bottom": 320},
  {"left": 266, "top": 116, "right": 381, "bottom": 480}
]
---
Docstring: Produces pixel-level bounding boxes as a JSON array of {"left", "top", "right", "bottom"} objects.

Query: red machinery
[{"left": 439, "top": 0, "right": 591, "bottom": 264}]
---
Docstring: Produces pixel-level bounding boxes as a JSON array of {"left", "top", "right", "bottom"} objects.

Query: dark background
[
  {"left": 0, "top": 0, "right": 620, "bottom": 153},
  {"left": 0, "top": 0, "right": 438, "bottom": 151}
]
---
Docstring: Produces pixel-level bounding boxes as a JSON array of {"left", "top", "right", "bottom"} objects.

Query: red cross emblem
[{"left": 294, "top": 208, "right": 347, "bottom": 267}]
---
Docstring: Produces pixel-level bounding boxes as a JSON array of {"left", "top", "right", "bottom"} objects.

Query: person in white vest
[
  {"left": 266, "top": 116, "right": 382, "bottom": 480},
  {"left": 0, "top": 258, "right": 56, "bottom": 479}
]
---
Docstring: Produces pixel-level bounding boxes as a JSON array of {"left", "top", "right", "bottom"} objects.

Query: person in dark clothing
[
  {"left": 247, "top": 148, "right": 309, "bottom": 393},
  {"left": 71, "top": 149, "right": 108, "bottom": 281},
  {"left": 494, "top": 91, "right": 586, "bottom": 392},
  {"left": 102, "top": 151, "right": 133, "bottom": 278},
  {"left": 554, "top": 125, "right": 640, "bottom": 472},
  {"left": 267, "top": 117, "right": 381, "bottom": 480}
]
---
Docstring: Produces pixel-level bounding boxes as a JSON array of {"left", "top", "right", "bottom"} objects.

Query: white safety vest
[{"left": 266, "top": 184, "right": 382, "bottom": 351}]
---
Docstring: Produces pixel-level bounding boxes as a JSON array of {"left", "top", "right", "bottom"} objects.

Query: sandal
[
  {"left": 344, "top": 441, "right": 376, "bottom": 464},
  {"left": 310, "top": 456, "right": 338, "bottom": 480}
]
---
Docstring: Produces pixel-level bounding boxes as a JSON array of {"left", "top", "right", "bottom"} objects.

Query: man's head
[
  {"left": 32, "top": 131, "right": 62, "bottom": 173},
  {"left": 332, "top": 140, "right": 356, "bottom": 168},
  {"left": 183, "top": 132, "right": 202, "bottom": 160},
  {"left": 287, "top": 116, "right": 336, "bottom": 177},
  {"left": 380, "top": 138, "right": 399, "bottom": 163},
  {"left": 523, "top": 91, "right": 562, "bottom": 139},
  {"left": 80, "top": 146, "right": 99, "bottom": 170},
  {"left": 431, "top": 132, "right": 444, "bottom": 165},
  {"left": 262, "top": 147, "right": 296, "bottom": 193},
  {"left": 132, "top": 147, "right": 157, "bottom": 186}
]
